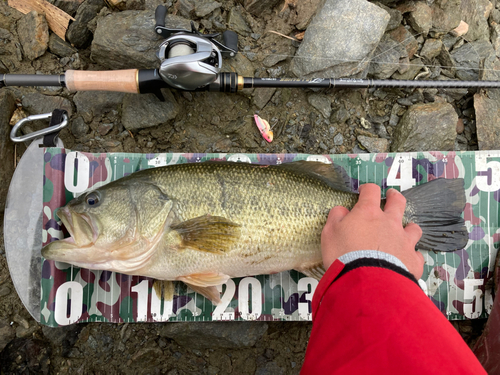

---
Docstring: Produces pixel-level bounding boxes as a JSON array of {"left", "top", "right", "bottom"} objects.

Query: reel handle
[
  {"left": 155, "top": 5, "right": 167, "bottom": 29},
  {"left": 222, "top": 31, "right": 238, "bottom": 56}
]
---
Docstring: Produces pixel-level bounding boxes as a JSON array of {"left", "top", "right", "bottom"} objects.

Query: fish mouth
[
  {"left": 59, "top": 207, "right": 99, "bottom": 245},
  {"left": 41, "top": 207, "right": 99, "bottom": 261}
]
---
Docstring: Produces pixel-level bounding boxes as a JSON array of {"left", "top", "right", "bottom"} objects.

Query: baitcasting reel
[{"left": 154, "top": 5, "right": 238, "bottom": 91}]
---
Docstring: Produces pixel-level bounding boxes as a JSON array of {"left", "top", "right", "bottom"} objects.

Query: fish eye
[{"left": 85, "top": 192, "right": 101, "bottom": 207}]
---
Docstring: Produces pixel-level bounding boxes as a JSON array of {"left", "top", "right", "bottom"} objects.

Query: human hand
[{"left": 321, "top": 183, "right": 425, "bottom": 279}]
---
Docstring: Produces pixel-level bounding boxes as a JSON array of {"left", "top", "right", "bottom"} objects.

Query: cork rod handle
[{"left": 65, "top": 69, "right": 139, "bottom": 93}]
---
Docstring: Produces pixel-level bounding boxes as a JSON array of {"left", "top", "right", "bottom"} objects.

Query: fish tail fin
[{"left": 401, "top": 178, "right": 468, "bottom": 252}]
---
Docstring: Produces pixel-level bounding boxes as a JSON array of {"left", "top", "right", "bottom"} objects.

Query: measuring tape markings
[{"left": 40, "top": 149, "right": 500, "bottom": 325}]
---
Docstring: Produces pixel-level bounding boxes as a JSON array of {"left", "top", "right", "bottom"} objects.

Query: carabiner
[{"left": 10, "top": 112, "right": 68, "bottom": 143}]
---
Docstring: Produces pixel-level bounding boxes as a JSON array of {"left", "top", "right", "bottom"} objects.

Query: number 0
[{"left": 54, "top": 281, "right": 83, "bottom": 326}]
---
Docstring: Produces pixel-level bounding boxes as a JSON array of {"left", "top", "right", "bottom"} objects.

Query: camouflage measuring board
[{"left": 40, "top": 148, "right": 500, "bottom": 326}]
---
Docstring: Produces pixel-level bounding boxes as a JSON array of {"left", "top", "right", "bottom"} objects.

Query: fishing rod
[{"left": 1, "top": 5, "right": 500, "bottom": 99}]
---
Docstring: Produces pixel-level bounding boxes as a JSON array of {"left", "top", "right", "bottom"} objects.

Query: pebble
[
  {"left": 71, "top": 117, "right": 89, "bottom": 138},
  {"left": 333, "top": 133, "right": 344, "bottom": 146},
  {"left": 0, "top": 284, "right": 10, "bottom": 297},
  {"left": 450, "top": 20, "right": 469, "bottom": 37},
  {"left": 456, "top": 118, "right": 465, "bottom": 134}
]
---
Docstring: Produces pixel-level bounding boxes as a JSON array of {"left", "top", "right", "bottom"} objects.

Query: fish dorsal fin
[
  {"left": 172, "top": 215, "right": 241, "bottom": 254},
  {"left": 278, "top": 161, "right": 353, "bottom": 192}
]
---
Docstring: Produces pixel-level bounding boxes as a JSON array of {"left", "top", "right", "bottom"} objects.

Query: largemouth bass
[{"left": 41, "top": 161, "right": 467, "bottom": 303}]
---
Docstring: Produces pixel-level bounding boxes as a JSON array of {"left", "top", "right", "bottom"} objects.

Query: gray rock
[
  {"left": 101, "top": 139, "right": 123, "bottom": 152},
  {"left": 420, "top": 38, "right": 443, "bottom": 60},
  {"left": 491, "top": 23, "right": 500, "bottom": 57},
  {"left": 176, "top": 0, "right": 195, "bottom": 18},
  {"left": 369, "top": 35, "right": 405, "bottom": 79},
  {"left": 159, "top": 321, "right": 268, "bottom": 348},
  {"left": 474, "top": 53, "right": 500, "bottom": 150},
  {"left": 357, "top": 135, "right": 389, "bottom": 153},
  {"left": 491, "top": 9, "right": 500, "bottom": 24},
  {"left": 253, "top": 87, "right": 276, "bottom": 109},
  {"left": 407, "top": 1, "right": 432, "bottom": 35},
  {"left": 388, "top": 26, "right": 418, "bottom": 60},
  {"left": 122, "top": 90, "right": 179, "bottom": 130},
  {"left": 461, "top": 0, "right": 492, "bottom": 42},
  {"left": 48, "top": 34, "right": 78, "bottom": 58},
  {"left": 450, "top": 40, "right": 495, "bottom": 81},
  {"left": 263, "top": 53, "right": 287, "bottom": 68},
  {"left": 291, "top": 0, "right": 326, "bottom": 30},
  {"left": 67, "top": 0, "right": 105, "bottom": 48},
  {"left": 243, "top": 0, "right": 281, "bottom": 16},
  {"left": 0, "top": 90, "right": 16, "bottom": 214},
  {"left": 73, "top": 91, "right": 124, "bottom": 123},
  {"left": 17, "top": 11, "right": 49, "bottom": 60},
  {"left": 333, "top": 133, "right": 343, "bottom": 145},
  {"left": 290, "top": 0, "right": 389, "bottom": 78},
  {"left": 442, "top": 34, "right": 459, "bottom": 50},
  {"left": 176, "top": 0, "right": 220, "bottom": 18},
  {"left": 389, "top": 104, "right": 401, "bottom": 127},
  {"left": 71, "top": 116, "right": 90, "bottom": 138},
  {"left": 391, "top": 58, "right": 424, "bottom": 80},
  {"left": 98, "top": 122, "right": 114, "bottom": 135},
  {"left": 437, "top": 45, "right": 456, "bottom": 75},
  {"left": 227, "top": 7, "right": 252, "bottom": 36},
  {"left": 431, "top": 0, "right": 461, "bottom": 34},
  {"left": 0, "top": 284, "right": 10, "bottom": 296},
  {"left": 21, "top": 93, "right": 73, "bottom": 117},
  {"left": 374, "top": 2, "right": 402, "bottom": 31},
  {"left": 307, "top": 93, "right": 331, "bottom": 119},
  {"left": 195, "top": 0, "right": 222, "bottom": 17},
  {"left": 91, "top": 10, "right": 191, "bottom": 69},
  {"left": 52, "top": 0, "right": 80, "bottom": 16},
  {"left": 224, "top": 52, "right": 255, "bottom": 77},
  {"left": 391, "top": 102, "right": 458, "bottom": 152}
]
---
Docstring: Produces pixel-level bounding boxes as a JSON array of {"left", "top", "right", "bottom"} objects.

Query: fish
[{"left": 41, "top": 161, "right": 468, "bottom": 304}]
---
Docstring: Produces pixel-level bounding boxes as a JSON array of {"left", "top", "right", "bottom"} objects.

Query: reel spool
[{"left": 158, "top": 34, "right": 222, "bottom": 91}]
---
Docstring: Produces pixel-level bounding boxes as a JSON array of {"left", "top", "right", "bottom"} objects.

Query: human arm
[{"left": 301, "top": 184, "right": 486, "bottom": 374}]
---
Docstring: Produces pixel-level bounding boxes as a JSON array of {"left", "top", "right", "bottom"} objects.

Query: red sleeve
[{"left": 301, "top": 260, "right": 487, "bottom": 375}]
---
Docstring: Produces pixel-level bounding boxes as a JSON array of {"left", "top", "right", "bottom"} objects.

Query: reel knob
[{"left": 158, "top": 35, "right": 222, "bottom": 91}]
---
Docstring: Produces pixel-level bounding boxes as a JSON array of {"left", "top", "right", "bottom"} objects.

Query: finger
[
  {"left": 383, "top": 188, "right": 407, "bottom": 220},
  {"left": 356, "top": 183, "right": 381, "bottom": 209},
  {"left": 404, "top": 223, "right": 423, "bottom": 245},
  {"left": 327, "top": 206, "right": 350, "bottom": 224}
]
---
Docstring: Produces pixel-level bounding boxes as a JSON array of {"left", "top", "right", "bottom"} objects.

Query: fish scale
[{"left": 142, "top": 163, "right": 355, "bottom": 279}]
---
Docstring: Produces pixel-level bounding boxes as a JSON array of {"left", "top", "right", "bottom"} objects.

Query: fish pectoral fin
[
  {"left": 172, "top": 215, "right": 241, "bottom": 254},
  {"left": 184, "top": 284, "right": 222, "bottom": 305},
  {"left": 295, "top": 263, "right": 326, "bottom": 280},
  {"left": 152, "top": 280, "right": 175, "bottom": 301}
]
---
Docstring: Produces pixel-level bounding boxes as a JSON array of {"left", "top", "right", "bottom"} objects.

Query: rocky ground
[{"left": 1, "top": 0, "right": 499, "bottom": 373}]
